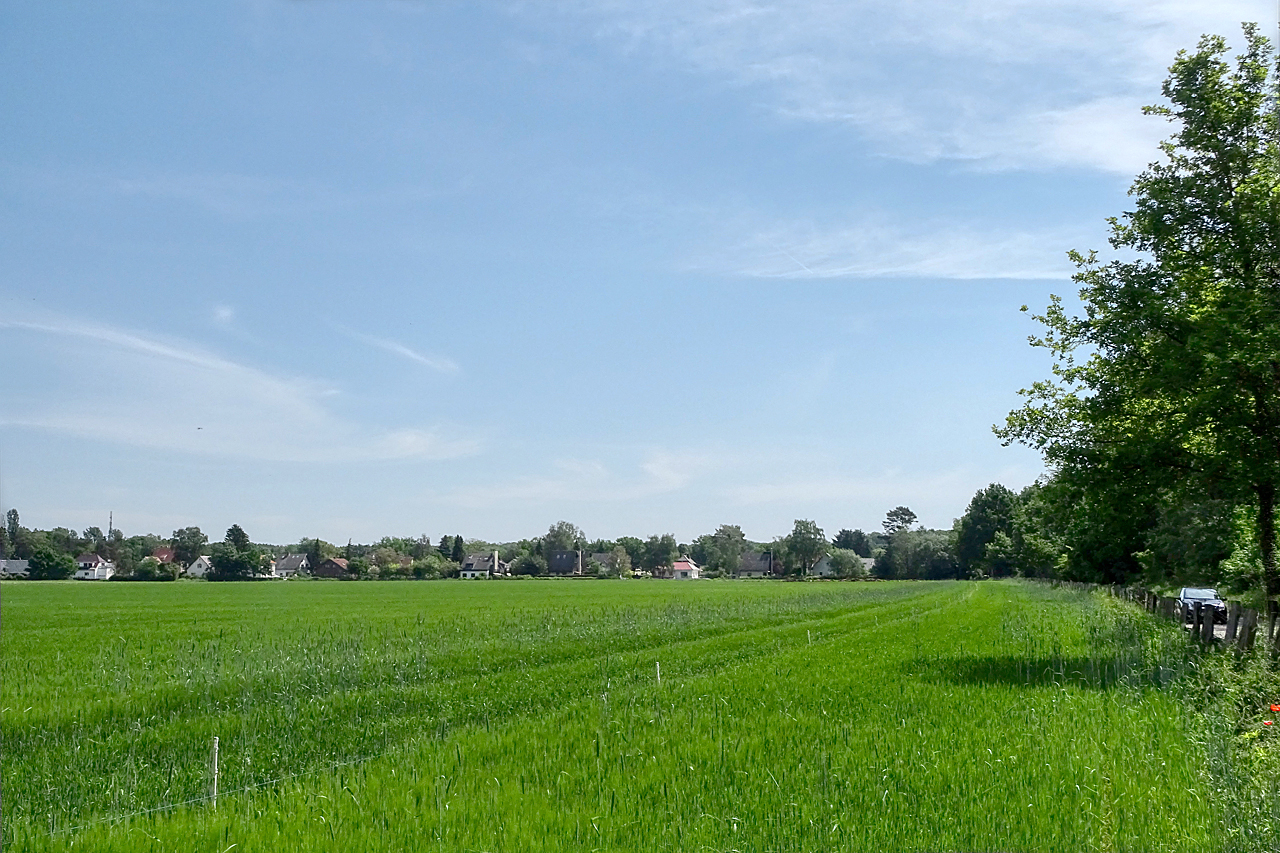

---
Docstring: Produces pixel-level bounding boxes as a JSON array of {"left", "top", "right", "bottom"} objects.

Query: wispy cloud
[
  {"left": 697, "top": 216, "right": 1090, "bottom": 280},
  {"left": 0, "top": 313, "right": 477, "bottom": 462},
  {"left": 535, "top": 0, "right": 1261, "bottom": 173},
  {"left": 334, "top": 325, "right": 460, "bottom": 374},
  {"left": 445, "top": 449, "right": 719, "bottom": 509}
]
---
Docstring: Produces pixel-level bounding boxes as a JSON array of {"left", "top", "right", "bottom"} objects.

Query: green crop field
[{"left": 3, "top": 579, "right": 1217, "bottom": 851}]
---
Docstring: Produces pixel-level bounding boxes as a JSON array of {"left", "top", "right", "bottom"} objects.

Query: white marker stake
[
  {"left": 656, "top": 661, "right": 661, "bottom": 685},
  {"left": 211, "top": 736, "right": 220, "bottom": 810}
]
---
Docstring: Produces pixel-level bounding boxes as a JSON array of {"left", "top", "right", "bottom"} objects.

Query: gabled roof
[
  {"left": 463, "top": 553, "right": 510, "bottom": 572},
  {"left": 276, "top": 554, "right": 309, "bottom": 571},
  {"left": 76, "top": 553, "right": 108, "bottom": 565},
  {"left": 152, "top": 547, "right": 176, "bottom": 563},
  {"left": 547, "top": 550, "right": 580, "bottom": 573}
]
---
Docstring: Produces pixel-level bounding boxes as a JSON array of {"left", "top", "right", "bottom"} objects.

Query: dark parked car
[{"left": 1177, "top": 587, "right": 1226, "bottom": 623}]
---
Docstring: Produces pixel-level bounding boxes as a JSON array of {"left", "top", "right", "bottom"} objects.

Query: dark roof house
[
  {"left": 462, "top": 552, "right": 508, "bottom": 578},
  {"left": 547, "top": 550, "right": 582, "bottom": 576},
  {"left": 735, "top": 552, "right": 775, "bottom": 579},
  {"left": 275, "top": 554, "right": 310, "bottom": 577},
  {"left": 312, "top": 557, "right": 351, "bottom": 578}
]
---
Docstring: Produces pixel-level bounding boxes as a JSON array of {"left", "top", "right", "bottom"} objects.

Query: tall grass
[
  {"left": 3, "top": 579, "right": 1218, "bottom": 851},
  {"left": 1184, "top": 641, "right": 1280, "bottom": 853}
]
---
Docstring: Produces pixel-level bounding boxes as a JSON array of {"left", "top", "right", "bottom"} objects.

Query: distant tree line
[
  {"left": 0, "top": 509, "right": 960, "bottom": 583},
  {"left": 3, "top": 486, "right": 1184, "bottom": 587}
]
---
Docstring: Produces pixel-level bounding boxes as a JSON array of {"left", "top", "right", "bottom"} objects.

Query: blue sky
[{"left": 0, "top": 1, "right": 1267, "bottom": 545}]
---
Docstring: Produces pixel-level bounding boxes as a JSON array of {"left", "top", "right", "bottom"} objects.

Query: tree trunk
[{"left": 1259, "top": 481, "right": 1278, "bottom": 602}]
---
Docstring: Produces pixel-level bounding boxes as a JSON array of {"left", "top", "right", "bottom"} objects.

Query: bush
[
  {"left": 129, "top": 556, "right": 178, "bottom": 581},
  {"left": 27, "top": 545, "right": 74, "bottom": 580},
  {"left": 827, "top": 549, "right": 868, "bottom": 579}
]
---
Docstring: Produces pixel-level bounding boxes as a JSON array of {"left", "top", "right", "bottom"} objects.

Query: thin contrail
[{"left": 770, "top": 241, "right": 815, "bottom": 275}]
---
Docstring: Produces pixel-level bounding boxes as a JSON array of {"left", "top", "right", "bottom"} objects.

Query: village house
[
  {"left": 274, "top": 554, "right": 309, "bottom": 578},
  {"left": 461, "top": 551, "right": 508, "bottom": 579},
  {"left": 186, "top": 555, "right": 213, "bottom": 578},
  {"left": 808, "top": 556, "right": 836, "bottom": 578},
  {"left": 547, "top": 549, "right": 583, "bottom": 576},
  {"left": 0, "top": 559, "right": 29, "bottom": 578},
  {"left": 73, "top": 553, "right": 115, "bottom": 580},
  {"left": 671, "top": 557, "right": 701, "bottom": 579},
  {"left": 312, "top": 557, "right": 351, "bottom": 578},
  {"left": 151, "top": 546, "right": 176, "bottom": 564},
  {"left": 735, "top": 552, "right": 774, "bottom": 579},
  {"left": 655, "top": 557, "right": 701, "bottom": 580}
]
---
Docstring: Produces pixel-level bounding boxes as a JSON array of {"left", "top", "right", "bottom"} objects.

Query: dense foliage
[{"left": 996, "top": 28, "right": 1280, "bottom": 601}]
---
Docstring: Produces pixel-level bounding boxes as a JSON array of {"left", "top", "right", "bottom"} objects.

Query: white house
[
  {"left": 73, "top": 553, "right": 115, "bottom": 580},
  {"left": 186, "top": 555, "right": 213, "bottom": 578},
  {"left": 670, "top": 557, "right": 701, "bottom": 580},
  {"left": 807, "top": 556, "right": 836, "bottom": 578},
  {"left": 274, "top": 554, "right": 309, "bottom": 578},
  {"left": 0, "top": 559, "right": 29, "bottom": 578},
  {"left": 461, "top": 552, "right": 508, "bottom": 579}
]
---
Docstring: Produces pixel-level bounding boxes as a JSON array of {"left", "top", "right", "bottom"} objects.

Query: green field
[{"left": 3, "top": 579, "right": 1216, "bottom": 851}]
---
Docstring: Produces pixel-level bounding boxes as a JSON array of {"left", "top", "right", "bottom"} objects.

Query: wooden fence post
[
  {"left": 1239, "top": 609, "right": 1258, "bottom": 650},
  {"left": 1192, "top": 602, "right": 1202, "bottom": 638},
  {"left": 1269, "top": 601, "right": 1278, "bottom": 650},
  {"left": 1200, "top": 605, "right": 1216, "bottom": 646},
  {"left": 1225, "top": 602, "right": 1240, "bottom": 644}
]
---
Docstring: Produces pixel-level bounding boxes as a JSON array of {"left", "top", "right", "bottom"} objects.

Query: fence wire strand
[{"left": 47, "top": 740, "right": 414, "bottom": 837}]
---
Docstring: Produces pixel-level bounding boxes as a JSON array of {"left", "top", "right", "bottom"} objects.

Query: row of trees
[{"left": 985, "top": 27, "right": 1280, "bottom": 606}]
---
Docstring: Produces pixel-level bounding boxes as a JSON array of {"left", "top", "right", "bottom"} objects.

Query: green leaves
[{"left": 1000, "top": 25, "right": 1280, "bottom": 594}]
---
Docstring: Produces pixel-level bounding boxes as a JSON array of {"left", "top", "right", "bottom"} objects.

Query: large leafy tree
[
  {"left": 5, "top": 509, "right": 19, "bottom": 551},
  {"left": 955, "top": 484, "right": 1018, "bottom": 576},
  {"left": 209, "top": 524, "right": 262, "bottom": 581},
  {"left": 785, "top": 519, "right": 828, "bottom": 575},
  {"left": 170, "top": 526, "right": 208, "bottom": 567},
  {"left": 28, "top": 543, "right": 74, "bottom": 580},
  {"left": 642, "top": 533, "right": 679, "bottom": 571},
  {"left": 1000, "top": 27, "right": 1280, "bottom": 598},
  {"left": 695, "top": 524, "right": 747, "bottom": 575},
  {"left": 544, "top": 521, "right": 585, "bottom": 555},
  {"left": 882, "top": 507, "right": 918, "bottom": 535},
  {"left": 832, "top": 528, "right": 872, "bottom": 557},
  {"left": 872, "top": 528, "right": 958, "bottom": 580}
]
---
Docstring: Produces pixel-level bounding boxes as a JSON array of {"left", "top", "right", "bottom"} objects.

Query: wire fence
[
  {"left": 1034, "top": 578, "right": 1279, "bottom": 651},
  {"left": 48, "top": 740, "right": 414, "bottom": 837}
]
